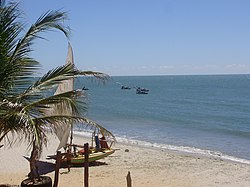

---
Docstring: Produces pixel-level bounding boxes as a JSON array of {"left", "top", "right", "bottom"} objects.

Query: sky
[{"left": 19, "top": 0, "right": 250, "bottom": 76}]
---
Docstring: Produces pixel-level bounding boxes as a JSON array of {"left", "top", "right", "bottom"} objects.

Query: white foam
[
  {"left": 73, "top": 130, "right": 93, "bottom": 138},
  {"left": 73, "top": 130, "right": 250, "bottom": 165},
  {"left": 115, "top": 136, "right": 250, "bottom": 165}
]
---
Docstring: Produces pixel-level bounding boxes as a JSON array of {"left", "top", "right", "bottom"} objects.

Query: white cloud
[
  {"left": 225, "top": 64, "right": 247, "bottom": 69},
  {"left": 83, "top": 63, "right": 250, "bottom": 76}
]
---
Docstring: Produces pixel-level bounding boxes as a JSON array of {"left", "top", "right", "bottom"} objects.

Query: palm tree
[{"left": 0, "top": 0, "right": 114, "bottom": 184}]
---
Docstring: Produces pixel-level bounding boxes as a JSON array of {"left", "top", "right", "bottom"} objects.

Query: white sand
[{"left": 0, "top": 134, "right": 250, "bottom": 187}]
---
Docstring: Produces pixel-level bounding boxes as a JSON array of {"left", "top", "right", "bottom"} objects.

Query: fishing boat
[
  {"left": 71, "top": 149, "right": 115, "bottom": 164},
  {"left": 136, "top": 87, "right": 149, "bottom": 94},
  {"left": 82, "top": 86, "right": 89, "bottom": 90},
  {"left": 116, "top": 82, "right": 131, "bottom": 90},
  {"left": 62, "top": 142, "right": 115, "bottom": 164},
  {"left": 121, "top": 85, "right": 131, "bottom": 90},
  {"left": 48, "top": 43, "right": 115, "bottom": 164}
]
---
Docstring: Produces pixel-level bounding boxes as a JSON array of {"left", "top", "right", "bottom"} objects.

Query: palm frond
[
  {"left": 11, "top": 10, "right": 70, "bottom": 63},
  {"left": 35, "top": 115, "right": 116, "bottom": 141},
  {"left": 0, "top": 102, "right": 25, "bottom": 142},
  {"left": 32, "top": 63, "right": 76, "bottom": 90},
  {"left": 19, "top": 64, "right": 109, "bottom": 99},
  {"left": 0, "top": 7, "right": 70, "bottom": 95},
  {"left": 0, "top": 0, "right": 25, "bottom": 90},
  {"left": 34, "top": 10, "right": 70, "bottom": 38},
  {"left": 76, "top": 70, "right": 110, "bottom": 81},
  {"left": 23, "top": 90, "right": 87, "bottom": 116}
]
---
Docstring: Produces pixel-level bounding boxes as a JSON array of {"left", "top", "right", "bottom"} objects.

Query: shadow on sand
[
  {"left": 0, "top": 157, "right": 108, "bottom": 187},
  {"left": 61, "top": 160, "right": 108, "bottom": 169},
  {"left": 23, "top": 156, "right": 108, "bottom": 175}
]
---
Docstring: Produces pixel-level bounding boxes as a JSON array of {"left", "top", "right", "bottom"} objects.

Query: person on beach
[{"left": 100, "top": 136, "right": 109, "bottom": 149}]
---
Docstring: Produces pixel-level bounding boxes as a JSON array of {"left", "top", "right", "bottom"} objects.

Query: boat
[
  {"left": 136, "top": 87, "right": 149, "bottom": 94},
  {"left": 71, "top": 149, "right": 115, "bottom": 164},
  {"left": 121, "top": 85, "right": 131, "bottom": 90},
  {"left": 47, "top": 135, "right": 115, "bottom": 164},
  {"left": 48, "top": 43, "right": 115, "bottom": 164},
  {"left": 82, "top": 86, "right": 89, "bottom": 90},
  {"left": 116, "top": 82, "right": 131, "bottom": 90},
  {"left": 62, "top": 144, "right": 115, "bottom": 164},
  {"left": 136, "top": 90, "right": 148, "bottom": 94}
]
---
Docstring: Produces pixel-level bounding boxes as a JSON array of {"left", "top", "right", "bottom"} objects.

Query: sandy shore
[{"left": 0, "top": 134, "right": 250, "bottom": 187}]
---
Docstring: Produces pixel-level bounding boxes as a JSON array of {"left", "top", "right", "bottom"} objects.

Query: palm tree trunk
[{"left": 29, "top": 141, "right": 40, "bottom": 181}]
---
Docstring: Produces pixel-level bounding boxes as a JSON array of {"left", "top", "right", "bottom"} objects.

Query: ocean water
[{"left": 74, "top": 74, "right": 250, "bottom": 164}]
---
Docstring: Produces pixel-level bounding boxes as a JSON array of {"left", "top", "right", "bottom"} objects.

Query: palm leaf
[
  {"left": 35, "top": 115, "right": 116, "bottom": 141},
  {"left": 11, "top": 10, "right": 70, "bottom": 63}
]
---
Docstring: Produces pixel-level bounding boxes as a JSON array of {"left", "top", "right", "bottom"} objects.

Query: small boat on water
[
  {"left": 136, "top": 90, "right": 148, "bottom": 94},
  {"left": 116, "top": 82, "right": 131, "bottom": 90},
  {"left": 82, "top": 86, "right": 88, "bottom": 90},
  {"left": 136, "top": 87, "right": 149, "bottom": 94},
  {"left": 121, "top": 85, "right": 131, "bottom": 89}
]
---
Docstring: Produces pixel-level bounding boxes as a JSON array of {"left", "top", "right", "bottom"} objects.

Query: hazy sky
[{"left": 20, "top": 0, "right": 250, "bottom": 76}]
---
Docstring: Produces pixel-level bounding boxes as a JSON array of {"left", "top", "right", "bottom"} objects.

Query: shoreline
[
  {"left": 74, "top": 130, "right": 250, "bottom": 165},
  {"left": 117, "top": 140, "right": 250, "bottom": 165},
  {"left": 0, "top": 134, "right": 250, "bottom": 187}
]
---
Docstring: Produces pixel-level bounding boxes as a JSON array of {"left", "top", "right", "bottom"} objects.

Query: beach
[{"left": 0, "top": 134, "right": 250, "bottom": 187}]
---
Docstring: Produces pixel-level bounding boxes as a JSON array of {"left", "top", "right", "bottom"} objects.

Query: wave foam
[
  {"left": 115, "top": 136, "right": 250, "bottom": 165},
  {"left": 73, "top": 130, "right": 250, "bottom": 165}
]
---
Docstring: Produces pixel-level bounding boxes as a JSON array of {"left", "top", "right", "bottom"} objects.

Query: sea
[{"left": 73, "top": 74, "right": 250, "bottom": 164}]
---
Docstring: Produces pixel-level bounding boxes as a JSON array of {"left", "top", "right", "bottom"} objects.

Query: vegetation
[{"left": 0, "top": 0, "right": 114, "bottom": 183}]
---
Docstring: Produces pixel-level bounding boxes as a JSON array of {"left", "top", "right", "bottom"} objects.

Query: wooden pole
[
  {"left": 53, "top": 151, "right": 61, "bottom": 187},
  {"left": 66, "top": 149, "right": 71, "bottom": 172},
  {"left": 126, "top": 171, "right": 132, "bottom": 187},
  {"left": 84, "top": 143, "right": 89, "bottom": 187}
]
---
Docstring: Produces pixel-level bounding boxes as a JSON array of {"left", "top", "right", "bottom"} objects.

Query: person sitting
[
  {"left": 95, "top": 135, "right": 101, "bottom": 151},
  {"left": 100, "top": 136, "right": 109, "bottom": 149}
]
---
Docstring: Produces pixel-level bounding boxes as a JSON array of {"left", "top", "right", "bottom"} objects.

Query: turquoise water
[{"left": 74, "top": 75, "right": 250, "bottom": 163}]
